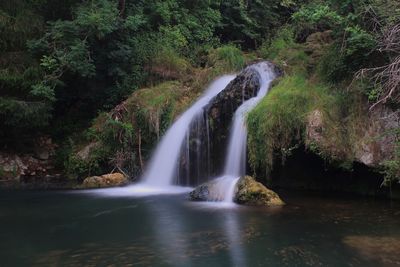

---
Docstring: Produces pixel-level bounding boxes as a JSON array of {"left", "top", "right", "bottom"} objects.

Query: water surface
[{"left": 1, "top": 190, "right": 400, "bottom": 266}]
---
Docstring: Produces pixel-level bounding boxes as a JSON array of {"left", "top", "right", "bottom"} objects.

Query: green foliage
[
  {"left": 258, "top": 27, "right": 295, "bottom": 60},
  {"left": 30, "top": 83, "right": 56, "bottom": 102},
  {"left": 247, "top": 73, "right": 347, "bottom": 176},
  {"left": 0, "top": 0, "right": 298, "bottom": 152},
  {"left": 151, "top": 46, "right": 191, "bottom": 80},
  {"left": 247, "top": 74, "right": 312, "bottom": 172},
  {"left": 75, "top": 0, "right": 119, "bottom": 39},
  {"left": 218, "top": 0, "right": 293, "bottom": 49},
  {"left": 292, "top": 3, "right": 344, "bottom": 34},
  {"left": 318, "top": 26, "right": 377, "bottom": 83},
  {"left": 258, "top": 26, "right": 308, "bottom": 74},
  {"left": 64, "top": 149, "right": 108, "bottom": 179},
  {"left": 0, "top": 97, "right": 51, "bottom": 139},
  {"left": 207, "top": 45, "right": 245, "bottom": 72}
]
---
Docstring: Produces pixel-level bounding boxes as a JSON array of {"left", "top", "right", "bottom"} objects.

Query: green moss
[
  {"left": 247, "top": 73, "right": 350, "bottom": 176},
  {"left": 247, "top": 74, "right": 310, "bottom": 173}
]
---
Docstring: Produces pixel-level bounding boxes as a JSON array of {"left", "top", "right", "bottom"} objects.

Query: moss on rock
[
  {"left": 81, "top": 173, "right": 128, "bottom": 189},
  {"left": 235, "top": 176, "right": 285, "bottom": 206}
]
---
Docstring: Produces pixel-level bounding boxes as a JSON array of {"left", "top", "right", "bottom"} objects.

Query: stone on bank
[
  {"left": 235, "top": 176, "right": 285, "bottom": 206},
  {"left": 81, "top": 173, "right": 128, "bottom": 189}
]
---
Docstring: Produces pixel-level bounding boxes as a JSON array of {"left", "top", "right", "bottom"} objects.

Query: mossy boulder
[
  {"left": 81, "top": 173, "right": 128, "bottom": 188},
  {"left": 235, "top": 176, "right": 285, "bottom": 206},
  {"left": 189, "top": 175, "right": 285, "bottom": 206}
]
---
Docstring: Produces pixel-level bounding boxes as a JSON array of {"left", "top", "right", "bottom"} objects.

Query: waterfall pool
[{"left": 1, "top": 190, "right": 399, "bottom": 266}]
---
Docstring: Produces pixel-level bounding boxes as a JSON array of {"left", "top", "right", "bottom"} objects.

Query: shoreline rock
[
  {"left": 81, "top": 173, "right": 129, "bottom": 189},
  {"left": 235, "top": 176, "right": 285, "bottom": 206}
]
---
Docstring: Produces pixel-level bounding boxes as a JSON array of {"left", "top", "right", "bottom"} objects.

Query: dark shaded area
[{"left": 260, "top": 146, "right": 399, "bottom": 198}]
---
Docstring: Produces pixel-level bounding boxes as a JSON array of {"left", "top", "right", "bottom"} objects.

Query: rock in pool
[
  {"left": 189, "top": 175, "right": 285, "bottom": 206},
  {"left": 235, "top": 176, "right": 285, "bottom": 206}
]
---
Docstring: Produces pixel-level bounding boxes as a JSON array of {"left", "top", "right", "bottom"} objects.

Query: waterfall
[
  {"left": 86, "top": 62, "right": 277, "bottom": 198},
  {"left": 214, "top": 62, "right": 276, "bottom": 203},
  {"left": 142, "top": 75, "right": 236, "bottom": 187}
]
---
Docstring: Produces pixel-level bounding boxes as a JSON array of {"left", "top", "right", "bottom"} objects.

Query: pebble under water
[{"left": 1, "top": 190, "right": 400, "bottom": 267}]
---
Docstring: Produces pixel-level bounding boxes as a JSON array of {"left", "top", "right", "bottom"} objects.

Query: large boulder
[
  {"left": 235, "top": 176, "right": 285, "bottom": 206},
  {"left": 81, "top": 173, "right": 128, "bottom": 188}
]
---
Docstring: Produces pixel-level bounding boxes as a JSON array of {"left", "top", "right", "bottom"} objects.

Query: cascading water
[
  {"left": 141, "top": 75, "right": 236, "bottom": 187},
  {"left": 90, "top": 75, "right": 235, "bottom": 197},
  {"left": 212, "top": 62, "right": 276, "bottom": 203}
]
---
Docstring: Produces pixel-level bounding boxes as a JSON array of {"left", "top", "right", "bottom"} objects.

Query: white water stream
[{"left": 213, "top": 62, "right": 276, "bottom": 203}]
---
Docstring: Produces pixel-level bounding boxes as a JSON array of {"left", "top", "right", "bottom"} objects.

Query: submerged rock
[
  {"left": 189, "top": 182, "right": 214, "bottom": 201},
  {"left": 235, "top": 176, "right": 285, "bottom": 206},
  {"left": 343, "top": 235, "right": 400, "bottom": 266},
  {"left": 81, "top": 173, "right": 128, "bottom": 188},
  {"left": 189, "top": 177, "right": 232, "bottom": 201}
]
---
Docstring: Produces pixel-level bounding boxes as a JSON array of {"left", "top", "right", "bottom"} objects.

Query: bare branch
[{"left": 354, "top": 22, "right": 400, "bottom": 110}]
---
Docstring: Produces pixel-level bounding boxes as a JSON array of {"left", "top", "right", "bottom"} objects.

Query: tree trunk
[{"left": 118, "top": 0, "right": 125, "bottom": 18}]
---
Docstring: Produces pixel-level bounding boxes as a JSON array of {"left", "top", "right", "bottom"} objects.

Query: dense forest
[{"left": 1, "top": 0, "right": 399, "bottom": 190}]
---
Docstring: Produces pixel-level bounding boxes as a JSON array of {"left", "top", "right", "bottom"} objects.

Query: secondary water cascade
[{"left": 211, "top": 62, "right": 276, "bottom": 203}]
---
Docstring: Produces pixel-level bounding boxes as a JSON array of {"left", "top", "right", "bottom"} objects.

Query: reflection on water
[
  {"left": 1, "top": 191, "right": 400, "bottom": 266},
  {"left": 74, "top": 183, "right": 193, "bottom": 197},
  {"left": 147, "top": 198, "right": 191, "bottom": 267},
  {"left": 223, "top": 210, "right": 246, "bottom": 267}
]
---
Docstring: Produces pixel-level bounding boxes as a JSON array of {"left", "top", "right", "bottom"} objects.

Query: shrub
[
  {"left": 292, "top": 3, "right": 344, "bottom": 41},
  {"left": 258, "top": 27, "right": 295, "bottom": 60},
  {"left": 207, "top": 44, "right": 245, "bottom": 72}
]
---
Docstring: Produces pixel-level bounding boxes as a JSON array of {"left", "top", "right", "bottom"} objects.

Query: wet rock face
[
  {"left": 178, "top": 63, "right": 280, "bottom": 185},
  {"left": 306, "top": 107, "right": 400, "bottom": 167},
  {"left": 235, "top": 176, "right": 285, "bottom": 206},
  {"left": 207, "top": 67, "right": 261, "bottom": 120},
  {"left": 205, "top": 68, "right": 261, "bottom": 176},
  {"left": 81, "top": 173, "right": 128, "bottom": 189},
  {"left": 0, "top": 136, "right": 58, "bottom": 186},
  {"left": 355, "top": 107, "right": 400, "bottom": 166}
]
